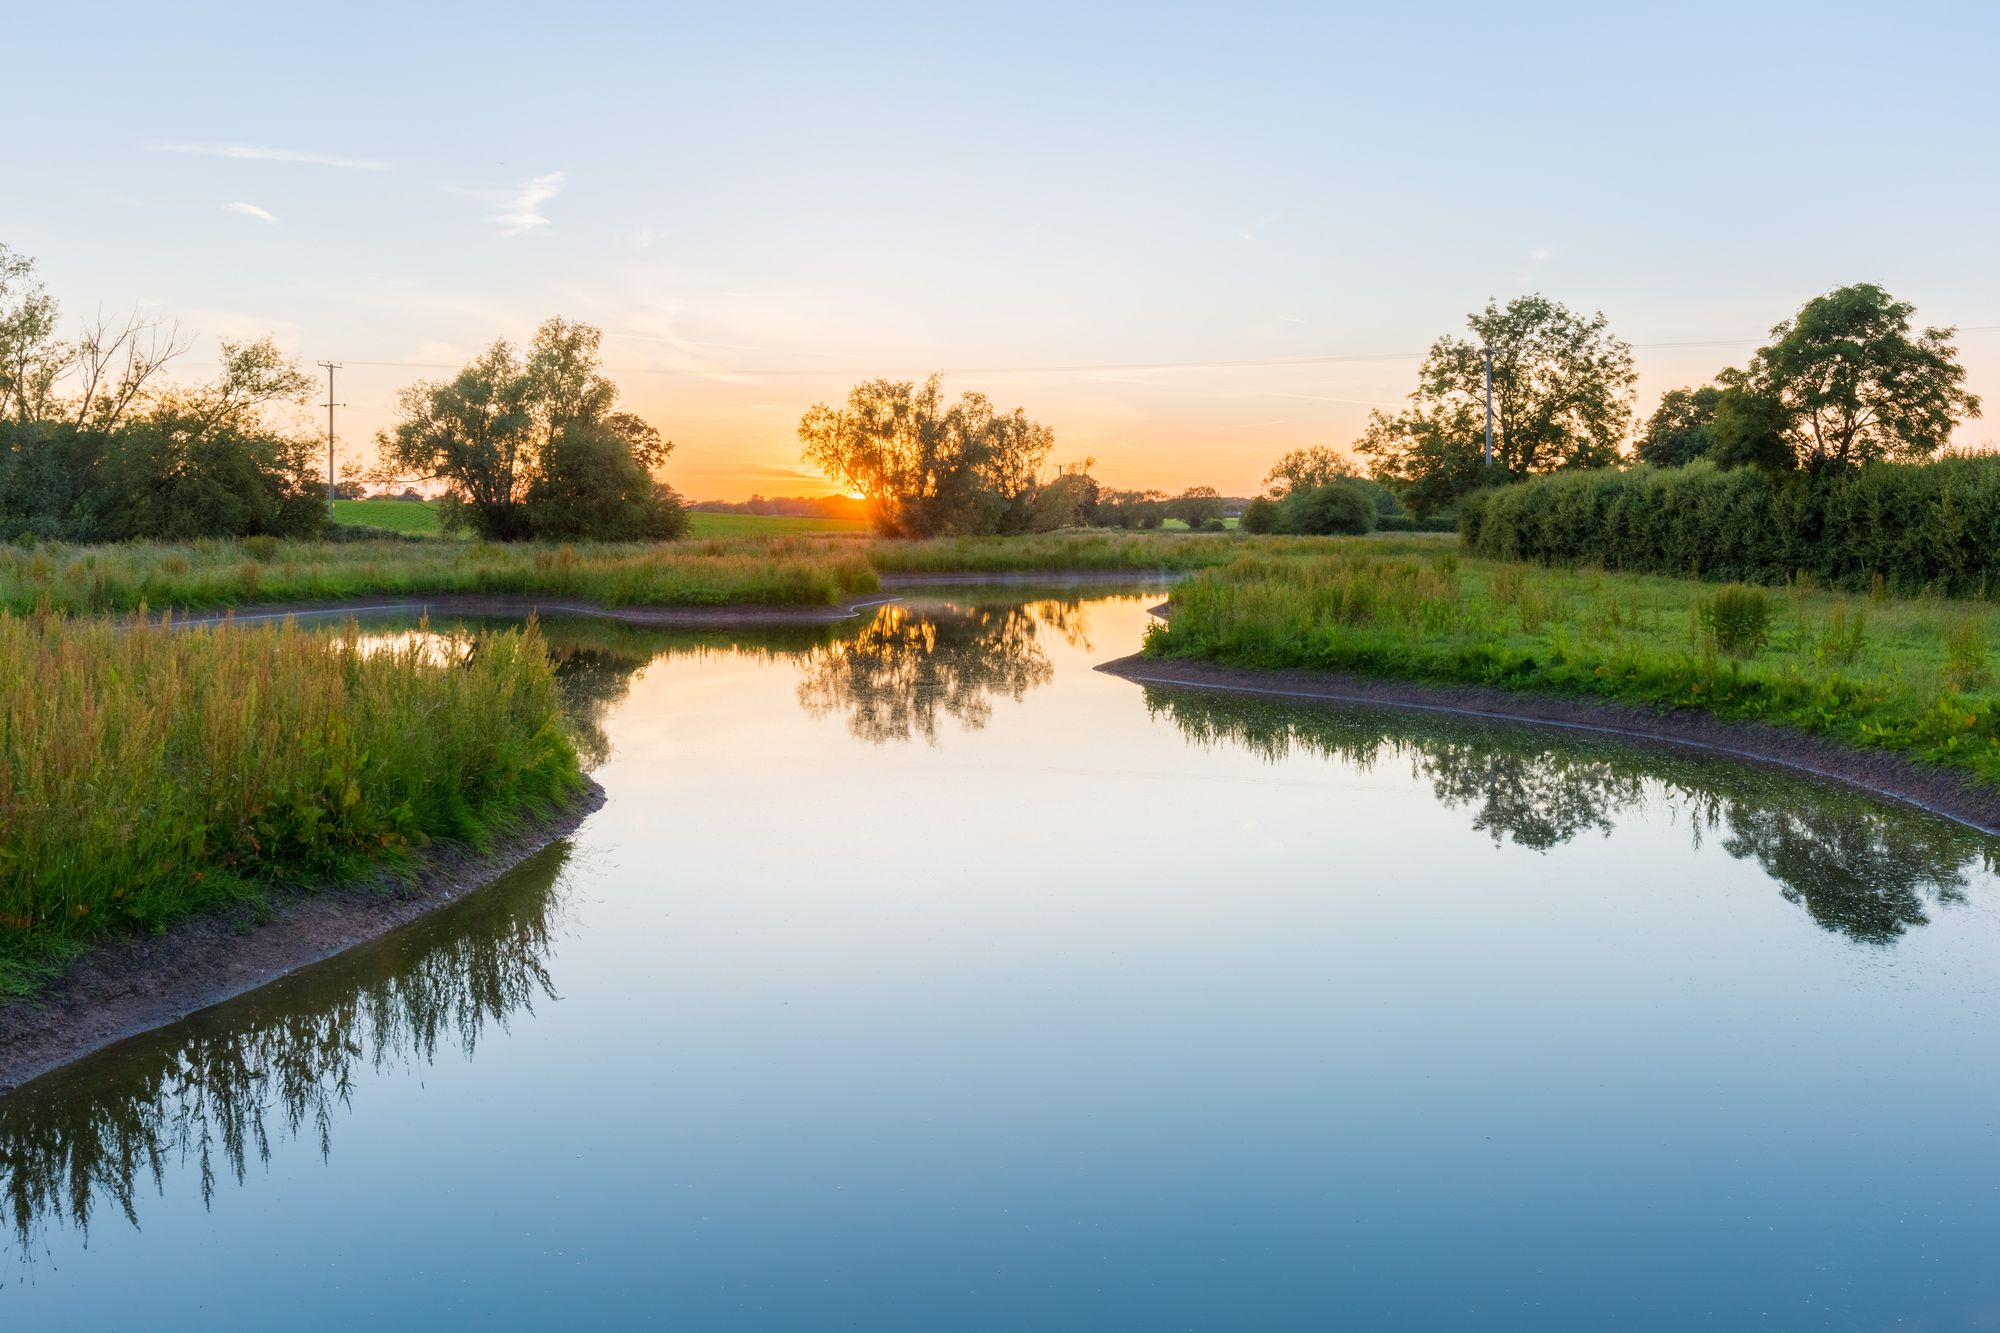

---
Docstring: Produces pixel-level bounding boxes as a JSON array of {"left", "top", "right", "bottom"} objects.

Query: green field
[
  {"left": 333, "top": 498, "right": 444, "bottom": 534},
  {"left": 333, "top": 500, "right": 867, "bottom": 541},
  {"left": 686, "top": 511, "right": 869, "bottom": 537}
]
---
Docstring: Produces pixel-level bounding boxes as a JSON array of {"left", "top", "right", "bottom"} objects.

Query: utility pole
[
  {"left": 1480, "top": 342, "right": 1496, "bottom": 466},
  {"left": 318, "top": 358, "right": 346, "bottom": 512}
]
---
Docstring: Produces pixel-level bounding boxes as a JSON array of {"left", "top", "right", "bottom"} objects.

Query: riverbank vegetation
[
  {"left": 0, "top": 614, "right": 582, "bottom": 996},
  {"left": 0, "top": 537, "right": 879, "bottom": 614},
  {"left": 1146, "top": 542, "right": 2000, "bottom": 786}
]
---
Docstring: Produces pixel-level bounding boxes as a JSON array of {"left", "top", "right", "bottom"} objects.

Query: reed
[{"left": 0, "top": 613, "right": 582, "bottom": 995}]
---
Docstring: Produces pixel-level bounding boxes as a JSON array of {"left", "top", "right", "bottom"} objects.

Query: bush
[
  {"left": 1376, "top": 513, "right": 1457, "bottom": 533},
  {"left": 1240, "top": 496, "right": 1282, "bottom": 533},
  {"left": 1697, "top": 584, "right": 1773, "bottom": 656},
  {"left": 1280, "top": 481, "right": 1377, "bottom": 536},
  {"left": 1462, "top": 456, "right": 2000, "bottom": 594}
]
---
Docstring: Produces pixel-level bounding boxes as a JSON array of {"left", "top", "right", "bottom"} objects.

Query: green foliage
[
  {"left": 1725, "top": 283, "right": 1980, "bottom": 469},
  {"left": 0, "top": 615, "right": 582, "bottom": 994},
  {"left": 1165, "top": 485, "right": 1225, "bottom": 528},
  {"left": 797, "top": 374, "right": 1053, "bottom": 537},
  {"left": 1375, "top": 512, "right": 1457, "bottom": 533},
  {"left": 0, "top": 538, "right": 879, "bottom": 614},
  {"left": 1696, "top": 584, "right": 1773, "bottom": 657},
  {"left": 1279, "top": 480, "right": 1376, "bottom": 535},
  {"left": 382, "top": 320, "right": 681, "bottom": 542},
  {"left": 1145, "top": 547, "right": 2000, "bottom": 789},
  {"left": 1263, "top": 445, "right": 1357, "bottom": 496},
  {"left": 1705, "top": 388, "right": 1795, "bottom": 472},
  {"left": 523, "top": 420, "right": 689, "bottom": 541},
  {"left": 333, "top": 497, "right": 445, "bottom": 533},
  {"left": 1462, "top": 455, "right": 2000, "bottom": 595},
  {"left": 1357, "top": 294, "right": 1636, "bottom": 513},
  {"left": 1240, "top": 496, "right": 1281, "bottom": 533},
  {"left": 1636, "top": 386, "right": 1722, "bottom": 467}
]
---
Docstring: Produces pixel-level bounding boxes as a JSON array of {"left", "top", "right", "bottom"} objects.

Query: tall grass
[
  {"left": 867, "top": 530, "right": 1444, "bottom": 574},
  {"left": 0, "top": 613, "right": 582, "bottom": 995},
  {"left": 0, "top": 538, "right": 878, "bottom": 614},
  {"left": 1148, "top": 545, "right": 2000, "bottom": 787}
]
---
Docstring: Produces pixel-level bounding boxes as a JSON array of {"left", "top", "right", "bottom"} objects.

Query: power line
[{"left": 323, "top": 324, "right": 2000, "bottom": 381}]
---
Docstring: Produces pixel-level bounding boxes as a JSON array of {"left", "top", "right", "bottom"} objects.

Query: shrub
[
  {"left": 1239, "top": 497, "right": 1282, "bottom": 533},
  {"left": 1698, "top": 584, "right": 1773, "bottom": 656},
  {"left": 1462, "top": 456, "right": 2000, "bottom": 594},
  {"left": 1281, "top": 481, "right": 1377, "bottom": 536}
]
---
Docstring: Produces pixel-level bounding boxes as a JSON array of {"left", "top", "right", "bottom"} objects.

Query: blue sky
[{"left": 4, "top": 1, "right": 1995, "bottom": 496}]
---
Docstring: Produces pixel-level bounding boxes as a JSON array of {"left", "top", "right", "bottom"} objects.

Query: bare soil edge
[
  {"left": 158, "top": 593, "right": 900, "bottom": 629},
  {"left": 1097, "top": 654, "right": 2000, "bottom": 837},
  {"left": 0, "top": 780, "right": 607, "bottom": 1095}
]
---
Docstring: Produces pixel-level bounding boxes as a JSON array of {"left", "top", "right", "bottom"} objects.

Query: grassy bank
[
  {"left": 865, "top": 530, "right": 1360, "bottom": 573},
  {"left": 0, "top": 613, "right": 583, "bottom": 996},
  {"left": 0, "top": 538, "right": 878, "bottom": 615},
  {"left": 1146, "top": 544, "right": 2000, "bottom": 787},
  {"left": 333, "top": 499, "right": 869, "bottom": 541}
]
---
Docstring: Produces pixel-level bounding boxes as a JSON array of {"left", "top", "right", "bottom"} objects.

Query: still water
[{"left": 6, "top": 590, "right": 2000, "bottom": 1330}]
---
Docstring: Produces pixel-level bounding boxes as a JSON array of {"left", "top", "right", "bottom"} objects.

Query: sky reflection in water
[{"left": 4, "top": 591, "right": 1999, "bottom": 1330}]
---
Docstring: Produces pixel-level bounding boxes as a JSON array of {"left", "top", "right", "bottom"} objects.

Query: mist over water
[{"left": 5, "top": 592, "right": 1999, "bottom": 1330}]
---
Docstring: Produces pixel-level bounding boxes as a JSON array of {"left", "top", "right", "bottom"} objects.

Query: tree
[
  {"left": 1279, "top": 481, "right": 1375, "bottom": 535},
  {"left": 523, "top": 418, "right": 688, "bottom": 540},
  {"left": 797, "top": 374, "right": 1053, "bottom": 537},
  {"left": 1723, "top": 283, "right": 1980, "bottom": 469},
  {"left": 1356, "top": 294, "right": 1636, "bottom": 513},
  {"left": 1166, "top": 485, "right": 1224, "bottom": 528},
  {"left": 1705, "top": 387, "right": 1794, "bottom": 472},
  {"left": 1092, "top": 488, "right": 1167, "bottom": 529},
  {"left": 1263, "top": 445, "right": 1356, "bottom": 496},
  {"left": 1635, "top": 385, "right": 1722, "bottom": 468},
  {"left": 1240, "top": 496, "right": 1281, "bottom": 533},
  {"left": 381, "top": 319, "right": 682, "bottom": 541}
]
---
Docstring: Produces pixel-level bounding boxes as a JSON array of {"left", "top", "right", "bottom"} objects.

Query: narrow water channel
[{"left": 5, "top": 590, "right": 1998, "bottom": 1329}]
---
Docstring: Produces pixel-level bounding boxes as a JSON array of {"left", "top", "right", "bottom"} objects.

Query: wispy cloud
[
  {"left": 496, "top": 172, "right": 566, "bottom": 236},
  {"left": 223, "top": 201, "right": 278, "bottom": 224},
  {"left": 1530, "top": 246, "right": 1554, "bottom": 263},
  {"left": 154, "top": 142, "right": 388, "bottom": 171}
]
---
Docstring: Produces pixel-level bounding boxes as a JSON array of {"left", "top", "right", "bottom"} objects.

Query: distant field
[
  {"left": 333, "top": 500, "right": 865, "bottom": 540},
  {"left": 334, "top": 498, "right": 444, "bottom": 534},
  {"left": 687, "top": 512, "right": 869, "bottom": 537}
]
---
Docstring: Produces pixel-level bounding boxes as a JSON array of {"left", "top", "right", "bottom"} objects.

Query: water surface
[{"left": 6, "top": 591, "right": 1999, "bottom": 1330}]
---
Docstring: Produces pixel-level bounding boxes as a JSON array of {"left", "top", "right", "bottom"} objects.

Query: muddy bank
[
  {"left": 159, "top": 592, "right": 900, "bottom": 629},
  {"left": 1099, "top": 654, "right": 2000, "bottom": 837},
  {"left": 0, "top": 782, "right": 607, "bottom": 1094}
]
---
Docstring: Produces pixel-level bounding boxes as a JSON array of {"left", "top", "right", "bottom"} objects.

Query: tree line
[
  {"left": 1354, "top": 283, "right": 1981, "bottom": 515},
  {"left": 0, "top": 243, "right": 686, "bottom": 544}
]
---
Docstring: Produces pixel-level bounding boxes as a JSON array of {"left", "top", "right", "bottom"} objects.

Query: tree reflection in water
[
  {"left": 0, "top": 839, "right": 575, "bottom": 1257},
  {"left": 794, "top": 601, "right": 1078, "bottom": 744},
  {"left": 1144, "top": 685, "right": 1991, "bottom": 946}
]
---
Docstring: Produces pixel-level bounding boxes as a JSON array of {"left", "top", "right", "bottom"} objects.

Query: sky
[{"left": 4, "top": 0, "right": 1997, "bottom": 499}]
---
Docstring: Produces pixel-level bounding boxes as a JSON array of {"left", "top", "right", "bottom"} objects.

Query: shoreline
[
  {"left": 0, "top": 781, "right": 607, "bottom": 1095},
  {"left": 1097, "top": 654, "right": 2000, "bottom": 837}
]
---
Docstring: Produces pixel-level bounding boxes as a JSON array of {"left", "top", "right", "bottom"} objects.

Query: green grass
[
  {"left": 866, "top": 529, "right": 1282, "bottom": 573},
  {"left": 331, "top": 501, "right": 868, "bottom": 541},
  {"left": 333, "top": 498, "right": 445, "bottom": 534},
  {"left": 686, "top": 511, "right": 869, "bottom": 537},
  {"left": 0, "top": 538, "right": 879, "bottom": 614},
  {"left": 1147, "top": 543, "right": 2000, "bottom": 788},
  {"left": 0, "top": 613, "right": 583, "bottom": 996}
]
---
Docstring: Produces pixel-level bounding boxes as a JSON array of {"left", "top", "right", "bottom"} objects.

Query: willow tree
[
  {"left": 1357, "top": 295, "right": 1636, "bottom": 513},
  {"left": 797, "top": 374, "right": 1053, "bottom": 536}
]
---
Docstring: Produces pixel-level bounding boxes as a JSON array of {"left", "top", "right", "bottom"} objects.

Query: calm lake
[{"left": 6, "top": 589, "right": 2000, "bottom": 1330}]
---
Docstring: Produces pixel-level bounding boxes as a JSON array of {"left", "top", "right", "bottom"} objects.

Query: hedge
[{"left": 1460, "top": 456, "right": 2000, "bottom": 595}]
